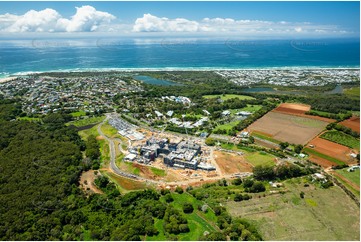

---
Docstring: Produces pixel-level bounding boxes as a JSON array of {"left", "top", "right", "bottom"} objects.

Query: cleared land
[
  {"left": 334, "top": 168, "right": 360, "bottom": 190},
  {"left": 203, "top": 94, "right": 255, "bottom": 100},
  {"left": 320, "top": 130, "right": 360, "bottom": 149},
  {"left": 102, "top": 169, "right": 149, "bottom": 192},
  {"left": 247, "top": 112, "right": 329, "bottom": 145},
  {"left": 344, "top": 87, "right": 360, "bottom": 99},
  {"left": 213, "top": 150, "right": 253, "bottom": 175},
  {"left": 226, "top": 178, "right": 360, "bottom": 241},
  {"left": 68, "top": 116, "right": 105, "bottom": 127},
  {"left": 273, "top": 103, "right": 311, "bottom": 114},
  {"left": 273, "top": 103, "right": 335, "bottom": 122},
  {"left": 340, "top": 116, "right": 360, "bottom": 133},
  {"left": 307, "top": 137, "right": 355, "bottom": 164}
]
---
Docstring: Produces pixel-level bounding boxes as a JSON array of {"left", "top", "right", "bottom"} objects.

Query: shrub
[
  {"left": 175, "top": 186, "right": 184, "bottom": 194},
  {"left": 183, "top": 203, "right": 194, "bottom": 214},
  {"left": 249, "top": 181, "right": 266, "bottom": 193}
]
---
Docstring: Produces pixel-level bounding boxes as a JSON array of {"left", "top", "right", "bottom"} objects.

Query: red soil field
[
  {"left": 273, "top": 103, "right": 335, "bottom": 123},
  {"left": 340, "top": 116, "right": 360, "bottom": 133},
  {"left": 308, "top": 155, "right": 337, "bottom": 168},
  {"left": 273, "top": 103, "right": 311, "bottom": 114},
  {"left": 308, "top": 137, "right": 354, "bottom": 163}
]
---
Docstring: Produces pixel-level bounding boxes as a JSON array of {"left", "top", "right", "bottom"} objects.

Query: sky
[{"left": 0, "top": 1, "right": 359, "bottom": 39}]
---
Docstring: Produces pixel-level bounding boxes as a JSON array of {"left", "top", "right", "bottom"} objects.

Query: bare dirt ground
[
  {"left": 308, "top": 155, "right": 337, "bottom": 168},
  {"left": 331, "top": 171, "right": 360, "bottom": 191},
  {"left": 274, "top": 103, "right": 311, "bottom": 113},
  {"left": 273, "top": 103, "right": 335, "bottom": 123},
  {"left": 213, "top": 150, "right": 253, "bottom": 175},
  {"left": 340, "top": 116, "right": 360, "bottom": 133},
  {"left": 308, "top": 136, "right": 355, "bottom": 163},
  {"left": 247, "top": 112, "right": 328, "bottom": 145},
  {"left": 79, "top": 170, "right": 103, "bottom": 194}
]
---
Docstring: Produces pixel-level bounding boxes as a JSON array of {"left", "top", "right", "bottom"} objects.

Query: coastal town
[{"left": 215, "top": 68, "right": 359, "bottom": 86}]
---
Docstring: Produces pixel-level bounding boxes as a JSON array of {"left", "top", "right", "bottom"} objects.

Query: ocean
[{"left": 0, "top": 38, "right": 359, "bottom": 77}]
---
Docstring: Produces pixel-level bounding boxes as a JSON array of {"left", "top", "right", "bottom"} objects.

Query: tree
[
  {"left": 232, "top": 178, "right": 242, "bottom": 186},
  {"left": 249, "top": 182, "right": 266, "bottom": 193},
  {"left": 300, "top": 191, "right": 305, "bottom": 199},
  {"left": 183, "top": 203, "right": 194, "bottom": 214},
  {"left": 279, "top": 142, "right": 289, "bottom": 150},
  {"left": 164, "top": 194, "right": 174, "bottom": 203},
  {"left": 175, "top": 186, "right": 184, "bottom": 194},
  {"left": 243, "top": 179, "right": 254, "bottom": 188},
  {"left": 205, "top": 137, "right": 216, "bottom": 146},
  {"left": 253, "top": 165, "right": 275, "bottom": 180},
  {"left": 234, "top": 193, "right": 243, "bottom": 202},
  {"left": 294, "top": 144, "right": 303, "bottom": 154}
]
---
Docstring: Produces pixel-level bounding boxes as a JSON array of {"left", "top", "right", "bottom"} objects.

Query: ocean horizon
[{"left": 0, "top": 38, "right": 359, "bottom": 78}]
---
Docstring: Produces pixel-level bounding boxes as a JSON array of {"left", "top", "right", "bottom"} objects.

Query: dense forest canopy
[{"left": 0, "top": 98, "right": 261, "bottom": 241}]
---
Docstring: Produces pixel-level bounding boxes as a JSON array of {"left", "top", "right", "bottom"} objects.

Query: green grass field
[
  {"left": 344, "top": 87, "right": 360, "bottom": 99},
  {"left": 102, "top": 170, "right": 148, "bottom": 193},
  {"left": 17, "top": 116, "right": 41, "bottom": 122},
  {"left": 240, "top": 104, "right": 263, "bottom": 112},
  {"left": 150, "top": 167, "right": 166, "bottom": 177},
  {"left": 203, "top": 94, "right": 255, "bottom": 100},
  {"left": 100, "top": 121, "right": 120, "bottom": 138},
  {"left": 67, "top": 116, "right": 105, "bottom": 127},
  {"left": 213, "top": 120, "right": 239, "bottom": 132},
  {"left": 78, "top": 125, "right": 99, "bottom": 140},
  {"left": 303, "top": 148, "right": 345, "bottom": 166},
  {"left": 320, "top": 130, "right": 360, "bottom": 149},
  {"left": 252, "top": 131, "right": 281, "bottom": 144},
  {"left": 292, "top": 116, "right": 328, "bottom": 128},
  {"left": 70, "top": 110, "right": 87, "bottom": 117},
  {"left": 243, "top": 150, "right": 276, "bottom": 167},
  {"left": 335, "top": 168, "right": 360, "bottom": 186},
  {"left": 226, "top": 178, "right": 360, "bottom": 241}
]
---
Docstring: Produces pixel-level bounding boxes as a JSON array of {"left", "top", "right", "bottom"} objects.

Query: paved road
[
  {"left": 97, "top": 115, "right": 146, "bottom": 181},
  {"left": 97, "top": 113, "right": 252, "bottom": 187}
]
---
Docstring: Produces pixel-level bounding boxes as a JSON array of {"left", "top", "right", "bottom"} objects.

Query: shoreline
[{"left": 1, "top": 66, "right": 359, "bottom": 80}]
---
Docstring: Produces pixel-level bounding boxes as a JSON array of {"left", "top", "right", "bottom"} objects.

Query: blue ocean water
[{"left": 0, "top": 38, "right": 359, "bottom": 77}]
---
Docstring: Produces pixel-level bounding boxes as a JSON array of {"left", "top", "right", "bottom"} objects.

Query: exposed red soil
[
  {"left": 308, "top": 155, "right": 337, "bottom": 168},
  {"left": 272, "top": 103, "right": 335, "bottom": 123},
  {"left": 308, "top": 137, "right": 354, "bottom": 163},
  {"left": 340, "top": 116, "right": 360, "bottom": 133}
]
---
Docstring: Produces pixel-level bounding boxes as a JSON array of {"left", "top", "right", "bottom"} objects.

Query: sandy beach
[{"left": 0, "top": 77, "right": 17, "bottom": 84}]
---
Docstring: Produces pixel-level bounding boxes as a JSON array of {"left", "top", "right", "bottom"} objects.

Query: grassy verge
[
  {"left": 335, "top": 168, "right": 360, "bottom": 186},
  {"left": 17, "top": 116, "right": 41, "bottom": 122},
  {"left": 303, "top": 148, "right": 346, "bottom": 166},
  {"left": 70, "top": 110, "right": 87, "bottom": 117},
  {"left": 102, "top": 170, "right": 148, "bottom": 192},
  {"left": 203, "top": 94, "right": 255, "bottom": 100},
  {"left": 150, "top": 167, "right": 166, "bottom": 177},
  {"left": 252, "top": 131, "right": 281, "bottom": 144},
  {"left": 68, "top": 116, "right": 105, "bottom": 127},
  {"left": 320, "top": 130, "right": 360, "bottom": 149},
  {"left": 214, "top": 120, "right": 239, "bottom": 132}
]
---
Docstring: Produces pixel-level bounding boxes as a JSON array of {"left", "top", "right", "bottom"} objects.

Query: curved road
[
  {"left": 97, "top": 114, "right": 247, "bottom": 187},
  {"left": 97, "top": 115, "right": 148, "bottom": 182}
]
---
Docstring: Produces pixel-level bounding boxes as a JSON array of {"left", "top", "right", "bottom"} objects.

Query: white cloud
[
  {"left": 132, "top": 14, "right": 349, "bottom": 37},
  {"left": 133, "top": 14, "right": 198, "bottom": 32},
  {"left": 0, "top": 5, "right": 115, "bottom": 32}
]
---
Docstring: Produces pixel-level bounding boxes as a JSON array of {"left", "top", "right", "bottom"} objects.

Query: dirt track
[{"left": 214, "top": 150, "right": 253, "bottom": 175}]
